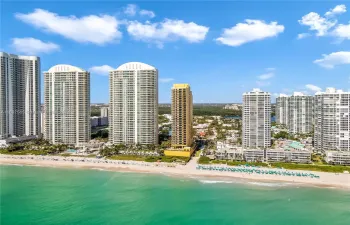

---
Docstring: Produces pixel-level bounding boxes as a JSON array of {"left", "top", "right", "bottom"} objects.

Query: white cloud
[
  {"left": 332, "top": 23, "right": 350, "bottom": 39},
  {"left": 266, "top": 67, "right": 276, "bottom": 71},
  {"left": 139, "top": 9, "right": 155, "bottom": 18},
  {"left": 257, "top": 72, "right": 274, "bottom": 80},
  {"left": 159, "top": 78, "right": 174, "bottom": 83},
  {"left": 299, "top": 5, "right": 349, "bottom": 40},
  {"left": 215, "top": 19, "right": 284, "bottom": 47},
  {"left": 314, "top": 51, "right": 350, "bottom": 68},
  {"left": 256, "top": 68, "right": 275, "bottom": 86},
  {"left": 15, "top": 9, "right": 122, "bottom": 45},
  {"left": 11, "top": 37, "right": 60, "bottom": 55},
  {"left": 297, "top": 33, "right": 311, "bottom": 39},
  {"left": 256, "top": 81, "right": 271, "bottom": 87},
  {"left": 89, "top": 65, "right": 114, "bottom": 76},
  {"left": 305, "top": 84, "right": 322, "bottom": 92},
  {"left": 325, "top": 4, "right": 346, "bottom": 17},
  {"left": 123, "top": 4, "right": 155, "bottom": 18},
  {"left": 298, "top": 12, "right": 336, "bottom": 36},
  {"left": 127, "top": 19, "right": 209, "bottom": 47},
  {"left": 124, "top": 4, "right": 137, "bottom": 16}
]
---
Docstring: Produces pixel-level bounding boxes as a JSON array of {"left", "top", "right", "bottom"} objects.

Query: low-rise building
[
  {"left": 266, "top": 149, "right": 311, "bottom": 163},
  {"left": 193, "top": 124, "right": 209, "bottom": 129},
  {"left": 244, "top": 150, "right": 265, "bottom": 162},
  {"left": 76, "top": 139, "right": 105, "bottom": 152},
  {"left": 223, "top": 104, "right": 242, "bottom": 110},
  {"left": 91, "top": 116, "right": 108, "bottom": 127},
  {"left": 164, "top": 144, "right": 194, "bottom": 157},
  {"left": 214, "top": 141, "right": 311, "bottom": 163},
  {"left": 0, "top": 135, "right": 39, "bottom": 148},
  {"left": 325, "top": 151, "right": 350, "bottom": 166},
  {"left": 215, "top": 142, "right": 244, "bottom": 160}
]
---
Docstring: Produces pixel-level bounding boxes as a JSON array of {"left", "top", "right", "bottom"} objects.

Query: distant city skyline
[{"left": 2, "top": 2, "right": 349, "bottom": 103}]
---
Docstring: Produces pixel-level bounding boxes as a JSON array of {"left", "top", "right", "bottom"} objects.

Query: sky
[{"left": 1, "top": 0, "right": 350, "bottom": 103}]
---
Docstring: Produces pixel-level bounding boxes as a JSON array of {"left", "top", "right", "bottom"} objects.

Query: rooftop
[
  {"left": 115, "top": 62, "right": 156, "bottom": 71},
  {"left": 173, "top": 84, "right": 190, "bottom": 89},
  {"left": 47, "top": 64, "right": 86, "bottom": 73}
]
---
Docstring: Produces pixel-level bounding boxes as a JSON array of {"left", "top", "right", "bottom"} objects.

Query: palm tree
[{"left": 135, "top": 143, "right": 142, "bottom": 151}]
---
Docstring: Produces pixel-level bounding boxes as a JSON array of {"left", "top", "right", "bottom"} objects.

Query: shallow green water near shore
[{"left": 1, "top": 165, "right": 350, "bottom": 225}]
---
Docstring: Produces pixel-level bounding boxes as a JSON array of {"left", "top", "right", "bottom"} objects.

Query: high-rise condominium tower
[
  {"left": 243, "top": 88, "right": 271, "bottom": 149},
  {"left": 287, "top": 92, "right": 313, "bottom": 134},
  {"left": 314, "top": 88, "right": 349, "bottom": 151},
  {"left": 276, "top": 93, "right": 314, "bottom": 134},
  {"left": 276, "top": 94, "right": 288, "bottom": 125},
  {"left": 44, "top": 65, "right": 90, "bottom": 145},
  {"left": 171, "top": 84, "right": 193, "bottom": 147},
  {"left": 100, "top": 107, "right": 109, "bottom": 118},
  {"left": 0, "top": 52, "right": 40, "bottom": 139},
  {"left": 109, "top": 62, "right": 158, "bottom": 145}
]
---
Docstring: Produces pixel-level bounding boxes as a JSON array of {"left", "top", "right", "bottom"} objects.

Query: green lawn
[
  {"left": 209, "top": 159, "right": 267, "bottom": 167},
  {"left": 197, "top": 157, "right": 350, "bottom": 173},
  {"left": 195, "top": 150, "right": 202, "bottom": 157},
  {"left": 311, "top": 154, "right": 326, "bottom": 165},
  {"left": 107, "top": 155, "right": 146, "bottom": 161},
  {"left": 107, "top": 155, "right": 190, "bottom": 163},
  {"left": 0, "top": 149, "right": 50, "bottom": 155},
  {"left": 270, "top": 162, "right": 350, "bottom": 173}
]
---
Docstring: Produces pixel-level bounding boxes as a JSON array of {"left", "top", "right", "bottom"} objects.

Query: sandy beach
[{"left": 1, "top": 154, "right": 350, "bottom": 189}]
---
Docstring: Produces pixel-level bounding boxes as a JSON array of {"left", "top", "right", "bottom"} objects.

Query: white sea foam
[
  {"left": 5, "top": 163, "right": 23, "bottom": 167},
  {"left": 91, "top": 168, "right": 106, "bottom": 171},
  {"left": 199, "top": 180, "right": 234, "bottom": 184},
  {"left": 248, "top": 182, "right": 289, "bottom": 187},
  {"left": 32, "top": 164, "right": 43, "bottom": 167}
]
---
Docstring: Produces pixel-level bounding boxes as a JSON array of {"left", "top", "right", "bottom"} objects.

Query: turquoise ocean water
[{"left": 1, "top": 165, "right": 350, "bottom": 225}]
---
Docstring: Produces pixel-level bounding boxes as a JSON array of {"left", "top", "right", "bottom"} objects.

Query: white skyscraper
[
  {"left": 287, "top": 92, "right": 313, "bottom": 134},
  {"left": 276, "top": 93, "right": 314, "bottom": 134},
  {"left": 243, "top": 88, "right": 271, "bottom": 149},
  {"left": 100, "top": 107, "right": 109, "bottom": 118},
  {"left": 44, "top": 64, "right": 90, "bottom": 145},
  {"left": 109, "top": 62, "right": 158, "bottom": 145},
  {"left": 314, "top": 88, "right": 349, "bottom": 151},
  {"left": 41, "top": 105, "right": 45, "bottom": 136},
  {"left": 0, "top": 52, "right": 41, "bottom": 139},
  {"left": 276, "top": 94, "right": 288, "bottom": 125}
]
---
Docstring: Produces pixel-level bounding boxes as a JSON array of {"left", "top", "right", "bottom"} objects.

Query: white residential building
[
  {"left": 287, "top": 92, "right": 313, "bottom": 134},
  {"left": 314, "top": 88, "right": 350, "bottom": 151},
  {"left": 44, "top": 64, "right": 90, "bottom": 145},
  {"left": 0, "top": 52, "right": 41, "bottom": 139},
  {"left": 100, "top": 107, "right": 109, "bottom": 118},
  {"left": 276, "top": 92, "right": 313, "bottom": 134},
  {"left": 91, "top": 116, "right": 108, "bottom": 127},
  {"left": 325, "top": 151, "right": 350, "bottom": 165},
  {"left": 41, "top": 105, "right": 45, "bottom": 136},
  {"left": 242, "top": 88, "right": 271, "bottom": 148},
  {"left": 276, "top": 94, "right": 288, "bottom": 125},
  {"left": 109, "top": 62, "right": 158, "bottom": 145}
]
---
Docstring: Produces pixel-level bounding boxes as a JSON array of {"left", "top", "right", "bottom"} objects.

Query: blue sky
[{"left": 1, "top": 0, "right": 350, "bottom": 103}]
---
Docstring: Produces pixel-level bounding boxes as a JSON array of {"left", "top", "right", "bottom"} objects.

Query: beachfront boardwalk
[{"left": 185, "top": 156, "right": 199, "bottom": 169}]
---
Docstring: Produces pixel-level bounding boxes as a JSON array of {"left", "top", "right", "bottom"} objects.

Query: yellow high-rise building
[{"left": 171, "top": 84, "right": 193, "bottom": 147}]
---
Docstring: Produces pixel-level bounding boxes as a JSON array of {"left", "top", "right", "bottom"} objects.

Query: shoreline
[{"left": 1, "top": 155, "right": 350, "bottom": 190}]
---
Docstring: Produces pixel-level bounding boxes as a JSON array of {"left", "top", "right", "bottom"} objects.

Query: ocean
[{"left": 1, "top": 165, "right": 350, "bottom": 225}]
